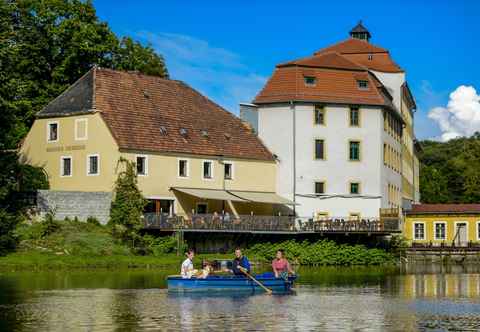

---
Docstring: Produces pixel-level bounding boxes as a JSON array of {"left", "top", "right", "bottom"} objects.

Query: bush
[
  {"left": 142, "top": 235, "right": 185, "bottom": 256},
  {"left": 0, "top": 209, "right": 21, "bottom": 255},
  {"left": 86, "top": 216, "right": 101, "bottom": 226},
  {"left": 245, "top": 240, "right": 395, "bottom": 266},
  {"left": 41, "top": 213, "right": 60, "bottom": 237}
]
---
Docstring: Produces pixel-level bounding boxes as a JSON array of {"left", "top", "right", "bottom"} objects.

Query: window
[
  {"left": 349, "top": 107, "right": 360, "bottom": 127},
  {"left": 304, "top": 76, "right": 316, "bottom": 86},
  {"left": 350, "top": 182, "right": 360, "bottom": 195},
  {"left": 47, "top": 122, "right": 58, "bottom": 142},
  {"left": 315, "top": 139, "right": 325, "bottom": 160},
  {"left": 349, "top": 141, "right": 360, "bottom": 161},
  {"left": 349, "top": 213, "right": 361, "bottom": 221},
  {"left": 357, "top": 80, "right": 369, "bottom": 90},
  {"left": 136, "top": 155, "right": 147, "bottom": 176},
  {"left": 477, "top": 221, "right": 480, "bottom": 241},
  {"left": 203, "top": 161, "right": 213, "bottom": 179},
  {"left": 87, "top": 155, "right": 99, "bottom": 175},
  {"left": 414, "top": 222, "right": 425, "bottom": 240},
  {"left": 314, "top": 106, "right": 325, "bottom": 125},
  {"left": 178, "top": 159, "right": 188, "bottom": 178},
  {"left": 224, "top": 162, "right": 233, "bottom": 180},
  {"left": 383, "top": 143, "right": 387, "bottom": 165},
  {"left": 75, "top": 118, "right": 88, "bottom": 140},
  {"left": 434, "top": 222, "right": 446, "bottom": 240},
  {"left": 314, "top": 182, "right": 325, "bottom": 194},
  {"left": 61, "top": 156, "right": 72, "bottom": 177}
]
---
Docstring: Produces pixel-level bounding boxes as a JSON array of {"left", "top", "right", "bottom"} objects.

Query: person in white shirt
[{"left": 181, "top": 249, "right": 197, "bottom": 279}]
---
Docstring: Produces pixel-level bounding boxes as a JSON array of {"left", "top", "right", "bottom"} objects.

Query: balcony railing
[{"left": 143, "top": 213, "right": 400, "bottom": 233}]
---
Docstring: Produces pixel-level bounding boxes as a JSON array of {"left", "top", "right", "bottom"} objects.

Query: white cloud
[
  {"left": 428, "top": 85, "right": 480, "bottom": 141},
  {"left": 136, "top": 31, "right": 267, "bottom": 113}
]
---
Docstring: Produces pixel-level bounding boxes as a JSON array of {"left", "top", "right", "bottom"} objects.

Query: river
[{"left": 1, "top": 264, "right": 479, "bottom": 331}]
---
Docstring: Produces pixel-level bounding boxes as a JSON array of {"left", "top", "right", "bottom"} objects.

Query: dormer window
[
  {"left": 304, "top": 76, "right": 316, "bottom": 86},
  {"left": 357, "top": 80, "right": 369, "bottom": 90}
]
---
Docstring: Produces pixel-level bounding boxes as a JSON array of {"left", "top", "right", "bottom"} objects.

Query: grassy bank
[{"left": 0, "top": 220, "right": 395, "bottom": 270}]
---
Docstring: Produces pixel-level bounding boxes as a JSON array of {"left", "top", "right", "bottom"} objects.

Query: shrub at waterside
[{"left": 246, "top": 240, "right": 395, "bottom": 266}]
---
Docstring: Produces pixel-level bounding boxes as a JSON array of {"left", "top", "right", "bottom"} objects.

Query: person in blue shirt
[{"left": 225, "top": 248, "right": 251, "bottom": 275}]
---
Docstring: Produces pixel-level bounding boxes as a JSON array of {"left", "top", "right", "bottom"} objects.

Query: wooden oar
[{"left": 238, "top": 266, "right": 272, "bottom": 294}]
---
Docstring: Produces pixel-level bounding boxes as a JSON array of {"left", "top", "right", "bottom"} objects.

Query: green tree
[
  {"left": 109, "top": 158, "right": 147, "bottom": 246},
  {"left": 0, "top": 0, "right": 168, "bottom": 150}
]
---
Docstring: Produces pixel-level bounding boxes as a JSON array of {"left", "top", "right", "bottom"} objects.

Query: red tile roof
[
  {"left": 407, "top": 204, "right": 480, "bottom": 215},
  {"left": 39, "top": 68, "right": 274, "bottom": 161},
  {"left": 314, "top": 38, "right": 403, "bottom": 73},
  {"left": 278, "top": 52, "right": 366, "bottom": 71},
  {"left": 253, "top": 58, "right": 390, "bottom": 106}
]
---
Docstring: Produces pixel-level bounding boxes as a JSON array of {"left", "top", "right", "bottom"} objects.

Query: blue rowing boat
[{"left": 167, "top": 273, "right": 296, "bottom": 293}]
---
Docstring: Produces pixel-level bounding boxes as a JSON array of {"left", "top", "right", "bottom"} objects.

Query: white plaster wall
[
  {"left": 257, "top": 105, "right": 294, "bottom": 201},
  {"left": 257, "top": 103, "right": 386, "bottom": 218},
  {"left": 371, "top": 71, "right": 405, "bottom": 111}
]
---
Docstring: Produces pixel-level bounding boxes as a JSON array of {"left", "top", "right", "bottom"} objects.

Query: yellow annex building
[
  {"left": 405, "top": 204, "right": 480, "bottom": 246},
  {"left": 20, "top": 67, "right": 293, "bottom": 224}
]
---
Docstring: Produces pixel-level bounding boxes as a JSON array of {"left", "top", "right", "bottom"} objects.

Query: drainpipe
[{"left": 291, "top": 100, "right": 296, "bottom": 216}]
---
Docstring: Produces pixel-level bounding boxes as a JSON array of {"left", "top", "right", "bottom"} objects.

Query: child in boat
[
  {"left": 196, "top": 261, "right": 213, "bottom": 279},
  {"left": 272, "top": 249, "right": 295, "bottom": 279},
  {"left": 181, "top": 249, "right": 197, "bottom": 278}
]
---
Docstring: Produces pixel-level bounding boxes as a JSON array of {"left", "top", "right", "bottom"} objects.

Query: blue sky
[{"left": 93, "top": 1, "right": 480, "bottom": 140}]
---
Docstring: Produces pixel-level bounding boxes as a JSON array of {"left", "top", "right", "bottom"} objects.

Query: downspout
[{"left": 291, "top": 100, "right": 296, "bottom": 216}]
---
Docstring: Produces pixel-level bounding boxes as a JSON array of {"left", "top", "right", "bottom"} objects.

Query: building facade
[
  {"left": 405, "top": 204, "right": 480, "bottom": 246},
  {"left": 241, "top": 22, "right": 420, "bottom": 219},
  {"left": 20, "top": 68, "right": 292, "bottom": 224}
]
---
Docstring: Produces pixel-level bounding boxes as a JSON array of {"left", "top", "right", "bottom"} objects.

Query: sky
[{"left": 93, "top": 0, "right": 480, "bottom": 141}]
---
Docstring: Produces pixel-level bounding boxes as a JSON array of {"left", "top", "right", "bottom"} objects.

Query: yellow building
[
  {"left": 20, "top": 67, "right": 293, "bottom": 224},
  {"left": 405, "top": 204, "right": 480, "bottom": 246}
]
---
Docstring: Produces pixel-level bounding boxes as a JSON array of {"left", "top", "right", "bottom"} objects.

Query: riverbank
[{"left": 0, "top": 219, "right": 396, "bottom": 270}]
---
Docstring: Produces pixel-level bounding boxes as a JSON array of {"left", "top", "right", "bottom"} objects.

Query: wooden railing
[{"left": 143, "top": 213, "right": 401, "bottom": 233}]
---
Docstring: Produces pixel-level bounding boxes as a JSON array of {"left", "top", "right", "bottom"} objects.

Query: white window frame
[
  {"left": 86, "top": 154, "right": 100, "bottom": 176},
  {"left": 60, "top": 155, "right": 72, "bottom": 177},
  {"left": 202, "top": 160, "right": 214, "bottom": 180},
  {"left": 223, "top": 161, "right": 234, "bottom": 180},
  {"left": 47, "top": 121, "right": 59, "bottom": 143},
  {"left": 136, "top": 155, "right": 148, "bottom": 176},
  {"left": 433, "top": 221, "right": 447, "bottom": 241},
  {"left": 454, "top": 221, "right": 468, "bottom": 243},
  {"left": 177, "top": 158, "right": 190, "bottom": 179},
  {"left": 413, "top": 222, "right": 426, "bottom": 241},
  {"left": 74, "top": 118, "right": 88, "bottom": 141}
]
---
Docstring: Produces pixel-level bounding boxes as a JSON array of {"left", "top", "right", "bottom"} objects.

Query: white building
[{"left": 241, "top": 22, "right": 419, "bottom": 219}]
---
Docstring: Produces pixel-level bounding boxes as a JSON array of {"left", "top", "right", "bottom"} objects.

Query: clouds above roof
[{"left": 428, "top": 85, "right": 480, "bottom": 141}]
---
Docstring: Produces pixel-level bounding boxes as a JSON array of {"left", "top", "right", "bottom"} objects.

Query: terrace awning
[
  {"left": 171, "top": 187, "right": 296, "bottom": 205},
  {"left": 229, "top": 190, "right": 297, "bottom": 205},
  {"left": 171, "top": 187, "right": 247, "bottom": 202}
]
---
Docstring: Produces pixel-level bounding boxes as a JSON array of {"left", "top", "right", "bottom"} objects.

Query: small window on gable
[
  {"left": 136, "top": 155, "right": 147, "bottom": 176},
  {"left": 75, "top": 118, "right": 88, "bottom": 140},
  {"left": 368, "top": 54, "right": 373, "bottom": 61},
  {"left": 48, "top": 122, "right": 58, "bottom": 142},
  {"left": 178, "top": 159, "right": 188, "bottom": 178},
  {"left": 314, "top": 106, "right": 325, "bottom": 125},
  {"left": 357, "top": 80, "right": 369, "bottom": 90},
  {"left": 304, "top": 76, "right": 316, "bottom": 86},
  {"left": 203, "top": 161, "right": 213, "bottom": 179}
]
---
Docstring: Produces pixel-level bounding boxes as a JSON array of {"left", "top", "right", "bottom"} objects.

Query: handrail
[{"left": 143, "top": 213, "right": 400, "bottom": 232}]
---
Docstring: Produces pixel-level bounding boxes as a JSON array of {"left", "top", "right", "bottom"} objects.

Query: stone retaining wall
[{"left": 37, "top": 190, "right": 112, "bottom": 225}]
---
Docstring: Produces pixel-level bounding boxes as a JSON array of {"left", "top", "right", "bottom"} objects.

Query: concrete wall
[{"left": 37, "top": 190, "right": 112, "bottom": 224}]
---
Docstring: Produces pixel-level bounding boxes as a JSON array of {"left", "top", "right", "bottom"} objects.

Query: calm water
[{"left": 1, "top": 264, "right": 480, "bottom": 331}]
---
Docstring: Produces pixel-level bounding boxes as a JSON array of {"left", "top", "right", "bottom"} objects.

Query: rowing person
[
  {"left": 272, "top": 249, "right": 295, "bottom": 279},
  {"left": 224, "top": 248, "right": 251, "bottom": 276}
]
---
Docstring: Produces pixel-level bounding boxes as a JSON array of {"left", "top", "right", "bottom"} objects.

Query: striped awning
[
  {"left": 229, "top": 190, "right": 297, "bottom": 205},
  {"left": 171, "top": 187, "right": 247, "bottom": 202}
]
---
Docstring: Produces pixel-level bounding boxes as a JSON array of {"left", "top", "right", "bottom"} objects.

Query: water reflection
[{"left": 0, "top": 265, "right": 479, "bottom": 331}]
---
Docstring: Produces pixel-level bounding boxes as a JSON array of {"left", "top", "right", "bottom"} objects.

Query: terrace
[{"left": 143, "top": 212, "right": 401, "bottom": 235}]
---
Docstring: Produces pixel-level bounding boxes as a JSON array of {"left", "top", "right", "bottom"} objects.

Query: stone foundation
[{"left": 37, "top": 190, "right": 112, "bottom": 225}]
